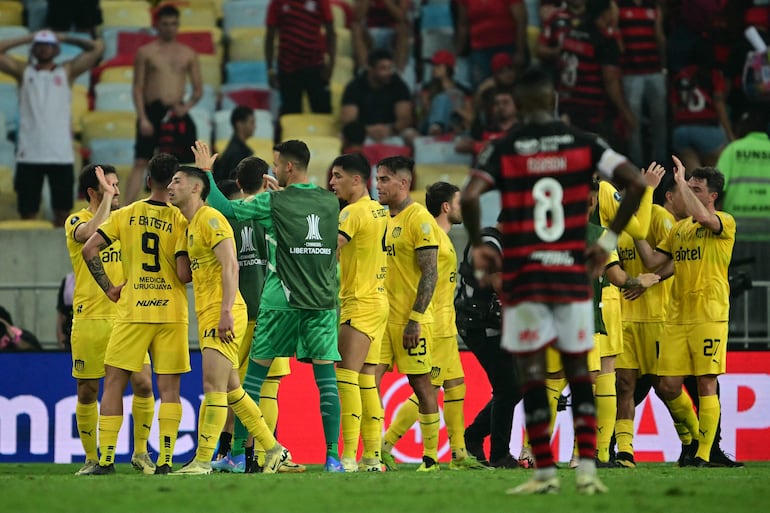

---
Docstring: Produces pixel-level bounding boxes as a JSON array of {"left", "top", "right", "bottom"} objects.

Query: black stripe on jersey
[
  {"left": 606, "top": 261, "right": 621, "bottom": 270},
  {"left": 145, "top": 199, "right": 167, "bottom": 206},
  {"left": 416, "top": 246, "right": 439, "bottom": 251},
  {"left": 714, "top": 215, "right": 724, "bottom": 235},
  {"left": 655, "top": 247, "right": 672, "bottom": 258},
  {"left": 338, "top": 230, "right": 352, "bottom": 241},
  {"left": 175, "top": 250, "right": 188, "bottom": 258},
  {"left": 96, "top": 228, "right": 112, "bottom": 246}
]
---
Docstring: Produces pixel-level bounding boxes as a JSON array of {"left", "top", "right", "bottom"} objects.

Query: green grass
[{"left": 2, "top": 463, "right": 767, "bottom": 513}]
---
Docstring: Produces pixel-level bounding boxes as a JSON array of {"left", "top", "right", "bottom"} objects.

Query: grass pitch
[{"left": 2, "top": 462, "right": 766, "bottom": 513}]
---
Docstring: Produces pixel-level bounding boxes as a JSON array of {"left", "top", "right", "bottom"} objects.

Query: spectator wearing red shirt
[
  {"left": 456, "top": 0, "right": 529, "bottom": 87},
  {"left": 352, "top": 0, "right": 410, "bottom": 71},
  {"left": 265, "top": 0, "right": 336, "bottom": 115},
  {"left": 670, "top": 38, "right": 735, "bottom": 172}
]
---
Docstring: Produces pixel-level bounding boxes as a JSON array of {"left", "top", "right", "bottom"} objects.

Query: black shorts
[
  {"left": 46, "top": 0, "right": 102, "bottom": 31},
  {"left": 135, "top": 101, "right": 170, "bottom": 161},
  {"left": 14, "top": 162, "right": 75, "bottom": 216}
]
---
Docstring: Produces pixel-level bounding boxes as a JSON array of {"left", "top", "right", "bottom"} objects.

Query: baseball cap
[
  {"left": 33, "top": 30, "right": 59, "bottom": 45},
  {"left": 491, "top": 52, "right": 514, "bottom": 73},
  {"left": 431, "top": 49, "right": 456, "bottom": 68}
]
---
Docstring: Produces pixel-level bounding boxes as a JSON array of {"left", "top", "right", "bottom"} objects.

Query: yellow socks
[
  {"left": 666, "top": 392, "right": 699, "bottom": 442},
  {"left": 197, "top": 392, "right": 228, "bottom": 463},
  {"left": 419, "top": 412, "right": 440, "bottom": 462},
  {"left": 384, "top": 394, "right": 419, "bottom": 447},
  {"left": 98, "top": 415, "right": 123, "bottom": 466},
  {"left": 158, "top": 402, "right": 182, "bottom": 467},
  {"left": 359, "top": 373, "right": 382, "bottom": 460},
  {"left": 674, "top": 420, "right": 693, "bottom": 445},
  {"left": 545, "top": 377, "right": 567, "bottom": 437},
  {"left": 443, "top": 384, "right": 466, "bottom": 456},
  {"left": 336, "top": 367, "right": 362, "bottom": 460},
  {"left": 253, "top": 378, "right": 280, "bottom": 462},
  {"left": 76, "top": 401, "right": 99, "bottom": 462},
  {"left": 595, "top": 372, "right": 617, "bottom": 463},
  {"left": 615, "top": 419, "right": 635, "bottom": 455},
  {"left": 228, "top": 387, "right": 276, "bottom": 451},
  {"left": 131, "top": 394, "right": 155, "bottom": 455},
  {"left": 695, "top": 395, "right": 720, "bottom": 461}
]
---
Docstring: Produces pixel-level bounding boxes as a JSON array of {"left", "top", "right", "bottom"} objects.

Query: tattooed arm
[
  {"left": 82, "top": 231, "right": 125, "bottom": 303},
  {"left": 403, "top": 247, "right": 438, "bottom": 349}
]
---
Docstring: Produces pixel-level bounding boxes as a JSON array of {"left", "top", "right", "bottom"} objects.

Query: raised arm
[
  {"left": 672, "top": 155, "right": 723, "bottom": 233},
  {"left": 72, "top": 167, "right": 116, "bottom": 243},
  {"left": 60, "top": 34, "right": 104, "bottom": 82},
  {"left": 0, "top": 34, "right": 32, "bottom": 80},
  {"left": 82, "top": 231, "right": 124, "bottom": 302}
]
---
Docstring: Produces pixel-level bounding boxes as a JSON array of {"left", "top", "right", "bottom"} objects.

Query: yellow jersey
[
  {"left": 433, "top": 228, "right": 458, "bottom": 337},
  {"left": 619, "top": 204, "right": 675, "bottom": 322},
  {"left": 183, "top": 206, "right": 246, "bottom": 317},
  {"left": 65, "top": 208, "right": 124, "bottom": 320},
  {"left": 657, "top": 211, "right": 735, "bottom": 324},
  {"left": 338, "top": 196, "right": 388, "bottom": 307},
  {"left": 97, "top": 199, "right": 189, "bottom": 324},
  {"left": 384, "top": 202, "right": 441, "bottom": 324}
]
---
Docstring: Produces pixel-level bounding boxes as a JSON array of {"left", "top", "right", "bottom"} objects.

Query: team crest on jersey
[
  {"left": 420, "top": 223, "right": 431, "bottom": 235},
  {"left": 208, "top": 217, "right": 220, "bottom": 229},
  {"left": 392, "top": 227, "right": 402, "bottom": 238},
  {"left": 240, "top": 226, "right": 256, "bottom": 253},
  {"left": 70, "top": 216, "right": 79, "bottom": 225},
  {"left": 340, "top": 210, "right": 350, "bottom": 222},
  {"left": 613, "top": 191, "right": 623, "bottom": 202},
  {"left": 664, "top": 218, "right": 673, "bottom": 230},
  {"left": 514, "top": 138, "right": 540, "bottom": 155},
  {"left": 305, "top": 213, "right": 322, "bottom": 241}
]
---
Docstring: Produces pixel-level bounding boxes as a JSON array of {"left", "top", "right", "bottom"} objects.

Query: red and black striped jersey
[
  {"left": 267, "top": 0, "right": 333, "bottom": 74},
  {"left": 539, "top": 7, "right": 578, "bottom": 50},
  {"left": 617, "top": 0, "right": 663, "bottom": 75},
  {"left": 670, "top": 66, "right": 726, "bottom": 125},
  {"left": 472, "top": 120, "right": 627, "bottom": 306},
  {"left": 557, "top": 23, "right": 620, "bottom": 126}
]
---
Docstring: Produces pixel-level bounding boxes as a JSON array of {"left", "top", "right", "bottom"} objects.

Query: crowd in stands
[{"left": 0, "top": 0, "right": 766, "bottom": 230}]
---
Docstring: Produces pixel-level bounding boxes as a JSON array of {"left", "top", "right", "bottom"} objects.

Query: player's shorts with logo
[
  {"left": 105, "top": 321, "right": 190, "bottom": 374},
  {"left": 380, "top": 321, "right": 433, "bottom": 375},
  {"left": 71, "top": 319, "right": 150, "bottom": 378},
  {"left": 501, "top": 301, "right": 594, "bottom": 355},
  {"left": 251, "top": 308, "right": 340, "bottom": 362},
  {"left": 430, "top": 335, "right": 464, "bottom": 386},
  {"left": 657, "top": 322, "right": 728, "bottom": 376},
  {"left": 340, "top": 299, "right": 388, "bottom": 366},
  {"left": 239, "top": 320, "right": 291, "bottom": 381},
  {"left": 617, "top": 321, "right": 664, "bottom": 375},
  {"left": 198, "top": 305, "right": 248, "bottom": 368}
]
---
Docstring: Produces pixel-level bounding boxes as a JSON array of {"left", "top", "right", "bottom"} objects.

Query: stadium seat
[
  {"left": 331, "top": 56, "right": 354, "bottom": 86},
  {"left": 0, "top": 139, "right": 14, "bottom": 169},
  {"left": 101, "top": 26, "right": 145, "bottom": 61},
  {"left": 336, "top": 27, "right": 353, "bottom": 59},
  {"left": 414, "top": 163, "right": 468, "bottom": 191},
  {"left": 220, "top": 84, "right": 273, "bottom": 111},
  {"left": 81, "top": 111, "right": 136, "bottom": 145},
  {"left": 225, "top": 60, "right": 268, "bottom": 87},
  {"left": 280, "top": 113, "right": 338, "bottom": 139},
  {"left": 409, "top": 189, "right": 426, "bottom": 206},
  {"left": 245, "top": 137, "right": 275, "bottom": 159},
  {"left": 528, "top": 25, "right": 541, "bottom": 59},
  {"left": 413, "top": 136, "right": 472, "bottom": 165},
  {"left": 177, "top": 2, "right": 218, "bottom": 27},
  {"left": 188, "top": 83, "right": 217, "bottom": 114},
  {"left": 420, "top": 3, "right": 453, "bottom": 30},
  {"left": 0, "top": 25, "right": 27, "bottom": 41},
  {"left": 361, "top": 143, "right": 411, "bottom": 167},
  {"left": 228, "top": 27, "right": 267, "bottom": 62},
  {"left": 222, "top": 0, "right": 269, "bottom": 32},
  {"left": 0, "top": 82, "right": 18, "bottom": 132},
  {"left": 94, "top": 82, "right": 134, "bottom": 112},
  {"left": 71, "top": 84, "right": 89, "bottom": 134},
  {"left": 189, "top": 107, "right": 212, "bottom": 145},
  {"left": 0, "top": 164, "right": 13, "bottom": 194},
  {"left": 199, "top": 54, "right": 222, "bottom": 89},
  {"left": 300, "top": 81, "right": 344, "bottom": 117},
  {"left": 0, "top": 219, "right": 54, "bottom": 229},
  {"left": 214, "top": 108, "right": 273, "bottom": 142},
  {"left": 303, "top": 135, "right": 342, "bottom": 186},
  {"left": 100, "top": 65, "right": 134, "bottom": 84},
  {"left": 0, "top": 1, "right": 23, "bottom": 26},
  {"left": 100, "top": 1, "right": 152, "bottom": 28},
  {"left": 331, "top": 1, "right": 349, "bottom": 28},
  {"left": 180, "top": 26, "right": 223, "bottom": 61},
  {"left": 88, "top": 139, "right": 136, "bottom": 166},
  {"left": 421, "top": 29, "right": 454, "bottom": 60}
]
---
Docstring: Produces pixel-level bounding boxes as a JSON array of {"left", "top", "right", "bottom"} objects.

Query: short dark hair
[
  {"left": 155, "top": 4, "right": 180, "bottom": 20},
  {"left": 177, "top": 165, "right": 211, "bottom": 201},
  {"left": 493, "top": 86, "right": 515, "bottom": 100},
  {"left": 235, "top": 156, "right": 269, "bottom": 193},
  {"left": 425, "top": 181, "right": 460, "bottom": 217},
  {"left": 331, "top": 153, "right": 371, "bottom": 180},
  {"left": 377, "top": 155, "right": 414, "bottom": 176},
  {"left": 217, "top": 179, "right": 241, "bottom": 200},
  {"left": 148, "top": 153, "right": 179, "bottom": 187},
  {"left": 274, "top": 140, "right": 310, "bottom": 169},
  {"left": 513, "top": 66, "right": 554, "bottom": 112},
  {"left": 78, "top": 164, "right": 117, "bottom": 198},
  {"left": 585, "top": 0, "right": 612, "bottom": 23},
  {"left": 690, "top": 166, "right": 725, "bottom": 197},
  {"left": 368, "top": 48, "right": 394, "bottom": 68},
  {"left": 230, "top": 106, "right": 253, "bottom": 129}
]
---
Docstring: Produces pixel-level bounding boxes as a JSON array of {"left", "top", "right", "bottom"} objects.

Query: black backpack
[{"left": 454, "top": 228, "right": 502, "bottom": 336}]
